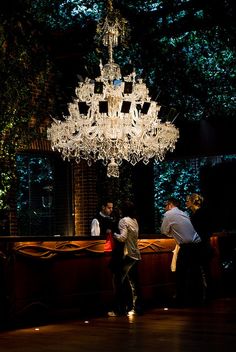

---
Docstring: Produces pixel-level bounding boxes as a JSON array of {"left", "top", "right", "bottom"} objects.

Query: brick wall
[{"left": 73, "top": 161, "right": 98, "bottom": 236}]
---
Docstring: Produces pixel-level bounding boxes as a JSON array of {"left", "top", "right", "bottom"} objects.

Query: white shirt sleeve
[
  {"left": 160, "top": 214, "right": 171, "bottom": 236},
  {"left": 113, "top": 218, "right": 128, "bottom": 242},
  {"left": 91, "top": 218, "right": 100, "bottom": 236}
]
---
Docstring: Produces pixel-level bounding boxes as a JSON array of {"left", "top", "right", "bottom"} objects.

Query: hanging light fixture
[{"left": 47, "top": 0, "right": 179, "bottom": 177}]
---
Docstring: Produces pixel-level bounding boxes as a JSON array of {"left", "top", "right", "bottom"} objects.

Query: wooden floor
[{"left": 0, "top": 296, "right": 236, "bottom": 352}]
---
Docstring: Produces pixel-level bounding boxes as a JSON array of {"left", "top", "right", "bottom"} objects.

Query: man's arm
[
  {"left": 113, "top": 218, "right": 127, "bottom": 242},
  {"left": 160, "top": 215, "right": 171, "bottom": 237}
]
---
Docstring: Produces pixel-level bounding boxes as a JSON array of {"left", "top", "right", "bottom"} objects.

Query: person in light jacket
[{"left": 108, "top": 200, "right": 142, "bottom": 316}]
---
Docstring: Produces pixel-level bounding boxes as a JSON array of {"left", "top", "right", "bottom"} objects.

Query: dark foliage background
[{"left": 0, "top": 0, "right": 235, "bottom": 223}]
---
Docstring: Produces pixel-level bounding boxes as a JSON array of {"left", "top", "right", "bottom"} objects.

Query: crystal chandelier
[{"left": 47, "top": 0, "right": 179, "bottom": 177}]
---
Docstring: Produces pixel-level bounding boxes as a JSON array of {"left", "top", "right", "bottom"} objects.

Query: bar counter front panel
[{"left": 0, "top": 235, "right": 229, "bottom": 326}]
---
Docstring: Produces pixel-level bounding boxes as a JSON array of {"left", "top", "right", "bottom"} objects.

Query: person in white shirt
[
  {"left": 90, "top": 200, "right": 114, "bottom": 237},
  {"left": 161, "top": 197, "right": 203, "bottom": 306}
]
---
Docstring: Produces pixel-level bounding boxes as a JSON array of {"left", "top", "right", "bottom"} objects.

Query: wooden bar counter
[{"left": 0, "top": 233, "right": 233, "bottom": 327}]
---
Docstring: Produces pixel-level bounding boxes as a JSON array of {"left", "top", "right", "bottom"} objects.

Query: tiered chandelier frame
[{"left": 47, "top": 0, "right": 179, "bottom": 177}]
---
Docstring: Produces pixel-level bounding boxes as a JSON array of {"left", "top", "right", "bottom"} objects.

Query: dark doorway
[{"left": 200, "top": 159, "right": 236, "bottom": 232}]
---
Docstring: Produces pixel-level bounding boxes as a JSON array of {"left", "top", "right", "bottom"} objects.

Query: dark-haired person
[
  {"left": 186, "top": 193, "right": 214, "bottom": 301},
  {"left": 91, "top": 199, "right": 114, "bottom": 238},
  {"left": 161, "top": 197, "right": 203, "bottom": 306},
  {"left": 108, "top": 200, "right": 142, "bottom": 317},
  {"left": 91, "top": 199, "right": 126, "bottom": 315}
]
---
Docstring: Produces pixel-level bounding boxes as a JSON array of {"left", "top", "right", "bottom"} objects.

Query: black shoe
[
  {"left": 107, "top": 311, "right": 119, "bottom": 317},
  {"left": 107, "top": 310, "right": 126, "bottom": 317},
  {"left": 127, "top": 308, "right": 144, "bottom": 316}
]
